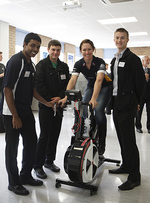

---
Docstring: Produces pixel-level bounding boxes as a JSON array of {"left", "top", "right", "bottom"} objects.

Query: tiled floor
[{"left": 0, "top": 106, "right": 150, "bottom": 203}]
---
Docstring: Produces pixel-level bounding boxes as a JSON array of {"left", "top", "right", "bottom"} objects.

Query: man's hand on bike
[{"left": 58, "top": 96, "right": 67, "bottom": 108}]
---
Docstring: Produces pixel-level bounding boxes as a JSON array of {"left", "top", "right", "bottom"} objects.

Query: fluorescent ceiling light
[
  {"left": 49, "top": 24, "right": 67, "bottom": 29},
  {"left": 0, "top": 0, "right": 11, "bottom": 5},
  {"left": 98, "top": 17, "right": 137, "bottom": 25},
  {"left": 129, "top": 32, "right": 148, "bottom": 36},
  {"left": 130, "top": 41, "right": 150, "bottom": 45}
]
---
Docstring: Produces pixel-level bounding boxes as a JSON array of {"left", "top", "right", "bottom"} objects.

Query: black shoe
[
  {"left": 118, "top": 180, "right": 140, "bottom": 190},
  {"left": 148, "top": 129, "right": 150, "bottom": 133},
  {"left": 44, "top": 163, "right": 60, "bottom": 172},
  {"left": 109, "top": 167, "right": 128, "bottom": 174},
  {"left": 8, "top": 185, "right": 29, "bottom": 196},
  {"left": 136, "top": 128, "right": 143, "bottom": 133},
  {"left": 21, "top": 177, "right": 43, "bottom": 186},
  {"left": 35, "top": 168, "right": 47, "bottom": 179}
]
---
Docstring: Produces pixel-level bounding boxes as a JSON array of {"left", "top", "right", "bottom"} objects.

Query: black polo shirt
[
  {"left": 72, "top": 55, "right": 108, "bottom": 87},
  {"left": 3, "top": 51, "right": 35, "bottom": 117}
]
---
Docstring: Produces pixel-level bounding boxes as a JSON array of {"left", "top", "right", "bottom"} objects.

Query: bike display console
[{"left": 55, "top": 90, "right": 120, "bottom": 195}]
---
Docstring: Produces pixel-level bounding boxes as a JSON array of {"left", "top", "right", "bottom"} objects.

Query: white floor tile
[{"left": 0, "top": 106, "right": 150, "bottom": 203}]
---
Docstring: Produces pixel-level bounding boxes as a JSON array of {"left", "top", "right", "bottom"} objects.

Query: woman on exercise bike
[{"left": 59, "top": 39, "right": 112, "bottom": 155}]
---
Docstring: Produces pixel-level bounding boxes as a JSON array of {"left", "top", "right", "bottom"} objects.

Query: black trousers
[
  {"left": 136, "top": 96, "right": 150, "bottom": 130},
  {"left": 4, "top": 113, "right": 37, "bottom": 187},
  {"left": 113, "top": 99, "right": 141, "bottom": 182},
  {"left": 34, "top": 107, "right": 62, "bottom": 169}
]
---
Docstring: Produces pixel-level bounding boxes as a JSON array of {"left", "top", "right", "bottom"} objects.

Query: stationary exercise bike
[{"left": 55, "top": 90, "right": 120, "bottom": 195}]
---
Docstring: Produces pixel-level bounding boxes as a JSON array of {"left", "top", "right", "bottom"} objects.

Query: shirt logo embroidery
[{"left": 24, "top": 71, "right": 30, "bottom": 77}]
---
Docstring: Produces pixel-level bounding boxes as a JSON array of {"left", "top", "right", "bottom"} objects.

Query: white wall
[{"left": 0, "top": 21, "right": 9, "bottom": 65}]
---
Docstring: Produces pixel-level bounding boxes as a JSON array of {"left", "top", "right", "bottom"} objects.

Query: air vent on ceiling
[{"left": 101, "top": 0, "right": 143, "bottom": 5}]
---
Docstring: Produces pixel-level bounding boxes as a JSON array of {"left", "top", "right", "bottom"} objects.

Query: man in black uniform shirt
[{"left": 3, "top": 33, "right": 52, "bottom": 196}]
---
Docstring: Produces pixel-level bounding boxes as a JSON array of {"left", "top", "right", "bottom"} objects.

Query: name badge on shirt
[
  {"left": 24, "top": 71, "right": 30, "bottom": 77},
  {"left": 60, "top": 74, "right": 66, "bottom": 80},
  {"left": 118, "top": 62, "right": 125, "bottom": 67}
]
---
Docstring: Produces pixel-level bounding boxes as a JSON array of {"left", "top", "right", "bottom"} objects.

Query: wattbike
[{"left": 55, "top": 90, "right": 120, "bottom": 195}]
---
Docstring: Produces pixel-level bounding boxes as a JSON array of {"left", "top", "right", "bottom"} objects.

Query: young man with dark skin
[
  {"left": 3, "top": 33, "right": 53, "bottom": 196},
  {"left": 109, "top": 28, "right": 146, "bottom": 190},
  {"left": 34, "top": 40, "right": 70, "bottom": 179}
]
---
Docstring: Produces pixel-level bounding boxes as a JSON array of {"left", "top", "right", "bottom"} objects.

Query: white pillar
[{"left": 0, "top": 21, "right": 9, "bottom": 65}]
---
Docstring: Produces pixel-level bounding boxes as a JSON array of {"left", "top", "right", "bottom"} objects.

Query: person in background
[
  {"left": 108, "top": 28, "right": 146, "bottom": 190},
  {"left": 135, "top": 55, "right": 150, "bottom": 133},
  {"left": 34, "top": 40, "right": 70, "bottom": 179},
  {"left": 0, "top": 51, "right": 5, "bottom": 100},
  {"left": 59, "top": 39, "right": 112, "bottom": 157},
  {"left": 0, "top": 51, "right": 5, "bottom": 133},
  {"left": 3, "top": 33, "right": 53, "bottom": 196}
]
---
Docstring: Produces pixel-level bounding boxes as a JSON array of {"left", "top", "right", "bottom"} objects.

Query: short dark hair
[
  {"left": 0, "top": 52, "right": 2, "bottom": 54},
  {"left": 23, "top": 32, "right": 41, "bottom": 45},
  {"left": 79, "top": 39, "right": 95, "bottom": 52},
  {"left": 48, "top": 40, "right": 61, "bottom": 49},
  {"left": 115, "top": 28, "right": 129, "bottom": 39}
]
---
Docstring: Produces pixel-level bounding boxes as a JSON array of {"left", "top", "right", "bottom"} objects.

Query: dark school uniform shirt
[
  {"left": 72, "top": 55, "right": 111, "bottom": 88},
  {"left": 3, "top": 51, "right": 35, "bottom": 118}
]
